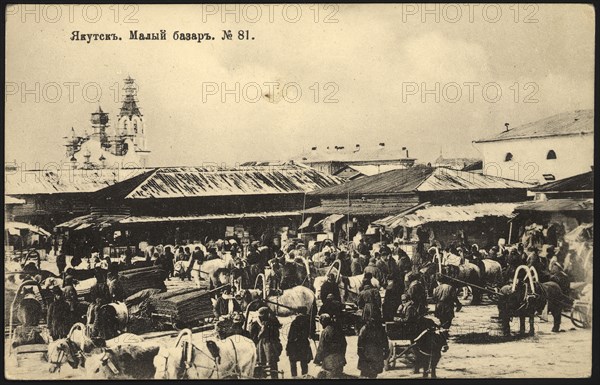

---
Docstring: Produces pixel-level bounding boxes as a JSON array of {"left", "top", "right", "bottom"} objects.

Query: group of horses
[
  {"left": 15, "top": 237, "right": 582, "bottom": 379},
  {"left": 46, "top": 322, "right": 258, "bottom": 379}
]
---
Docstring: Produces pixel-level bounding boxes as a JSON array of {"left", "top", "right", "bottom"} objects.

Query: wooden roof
[
  {"left": 530, "top": 171, "right": 593, "bottom": 192},
  {"left": 95, "top": 163, "right": 341, "bottom": 200},
  {"left": 310, "top": 166, "right": 531, "bottom": 197}
]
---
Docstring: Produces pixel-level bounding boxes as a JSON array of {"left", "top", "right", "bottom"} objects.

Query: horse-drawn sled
[
  {"left": 7, "top": 280, "right": 52, "bottom": 368},
  {"left": 562, "top": 281, "right": 592, "bottom": 329}
]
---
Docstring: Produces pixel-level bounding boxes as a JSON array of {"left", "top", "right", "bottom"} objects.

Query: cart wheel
[{"left": 570, "top": 307, "right": 590, "bottom": 329}]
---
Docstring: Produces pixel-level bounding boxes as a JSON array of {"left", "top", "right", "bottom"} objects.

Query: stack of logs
[
  {"left": 149, "top": 287, "right": 215, "bottom": 327},
  {"left": 119, "top": 266, "right": 167, "bottom": 298}
]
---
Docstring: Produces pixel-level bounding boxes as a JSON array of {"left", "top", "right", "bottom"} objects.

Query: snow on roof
[
  {"left": 114, "top": 163, "right": 342, "bottom": 199},
  {"left": 311, "top": 166, "right": 531, "bottom": 196},
  {"left": 5, "top": 167, "right": 152, "bottom": 195},
  {"left": 374, "top": 202, "right": 520, "bottom": 229},
  {"left": 475, "top": 109, "right": 593, "bottom": 143}
]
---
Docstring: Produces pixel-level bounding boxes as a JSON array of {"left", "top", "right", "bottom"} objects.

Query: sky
[{"left": 5, "top": 4, "right": 595, "bottom": 169}]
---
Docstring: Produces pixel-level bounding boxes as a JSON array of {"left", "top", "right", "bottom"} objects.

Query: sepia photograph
[{"left": 4, "top": 3, "right": 594, "bottom": 380}]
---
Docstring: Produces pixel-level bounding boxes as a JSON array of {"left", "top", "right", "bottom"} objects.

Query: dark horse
[
  {"left": 280, "top": 258, "right": 314, "bottom": 290},
  {"left": 420, "top": 261, "right": 483, "bottom": 304},
  {"left": 411, "top": 318, "right": 449, "bottom": 378},
  {"left": 497, "top": 266, "right": 571, "bottom": 336},
  {"left": 91, "top": 303, "right": 128, "bottom": 341}
]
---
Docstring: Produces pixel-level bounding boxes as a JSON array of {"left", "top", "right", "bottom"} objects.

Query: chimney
[{"left": 504, "top": 123, "right": 510, "bottom": 132}]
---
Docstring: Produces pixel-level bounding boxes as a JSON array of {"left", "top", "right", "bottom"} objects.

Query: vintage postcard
[{"left": 4, "top": 3, "right": 594, "bottom": 380}]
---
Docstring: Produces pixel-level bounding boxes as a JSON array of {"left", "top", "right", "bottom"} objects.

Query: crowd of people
[
  {"left": 11, "top": 219, "right": 592, "bottom": 379},
  {"left": 206, "top": 221, "right": 589, "bottom": 378}
]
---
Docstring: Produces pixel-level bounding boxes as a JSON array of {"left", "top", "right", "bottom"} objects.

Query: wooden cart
[{"left": 384, "top": 320, "right": 423, "bottom": 370}]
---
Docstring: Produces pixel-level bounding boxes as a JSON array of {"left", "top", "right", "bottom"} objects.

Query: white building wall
[{"left": 475, "top": 133, "right": 593, "bottom": 184}]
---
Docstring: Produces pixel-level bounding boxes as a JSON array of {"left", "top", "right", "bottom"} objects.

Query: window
[
  {"left": 547, "top": 150, "right": 557, "bottom": 160},
  {"left": 504, "top": 152, "right": 513, "bottom": 162}
]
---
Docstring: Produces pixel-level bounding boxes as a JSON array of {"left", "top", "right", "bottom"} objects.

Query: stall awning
[
  {"left": 56, "top": 214, "right": 129, "bottom": 231},
  {"left": 75, "top": 223, "right": 93, "bottom": 231},
  {"left": 298, "top": 216, "right": 314, "bottom": 230},
  {"left": 515, "top": 198, "right": 594, "bottom": 213},
  {"left": 57, "top": 211, "right": 301, "bottom": 229},
  {"left": 5, "top": 221, "right": 51, "bottom": 237},
  {"left": 303, "top": 202, "right": 418, "bottom": 216},
  {"left": 314, "top": 214, "right": 346, "bottom": 229},
  {"left": 7, "top": 227, "right": 20, "bottom": 236},
  {"left": 119, "top": 211, "right": 301, "bottom": 224},
  {"left": 373, "top": 202, "right": 430, "bottom": 228},
  {"left": 374, "top": 202, "right": 519, "bottom": 229}
]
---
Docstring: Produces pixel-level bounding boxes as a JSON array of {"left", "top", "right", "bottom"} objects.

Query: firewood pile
[
  {"left": 125, "top": 288, "right": 163, "bottom": 334},
  {"left": 119, "top": 266, "right": 167, "bottom": 298},
  {"left": 148, "top": 287, "right": 215, "bottom": 327},
  {"left": 68, "top": 268, "right": 100, "bottom": 281}
]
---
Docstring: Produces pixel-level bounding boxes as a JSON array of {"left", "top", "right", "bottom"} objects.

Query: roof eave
[
  {"left": 473, "top": 131, "right": 593, "bottom": 144},
  {"left": 125, "top": 190, "right": 320, "bottom": 200}
]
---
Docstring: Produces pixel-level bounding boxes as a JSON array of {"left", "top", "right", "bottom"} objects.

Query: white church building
[
  {"left": 473, "top": 109, "right": 594, "bottom": 184},
  {"left": 64, "top": 76, "right": 150, "bottom": 169}
]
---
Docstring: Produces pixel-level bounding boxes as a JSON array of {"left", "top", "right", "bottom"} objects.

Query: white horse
[
  {"left": 154, "top": 329, "right": 256, "bottom": 379},
  {"left": 42, "top": 276, "right": 97, "bottom": 297},
  {"left": 201, "top": 253, "right": 234, "bottom": 281},
  {"left": 313, "top": 265, "right": 379, "bottom": 304},
  {"left": 240, "top": 285, "right": 317, "bottom": 318},
  {"left": 47, "top": 323, "right": 145, "bottom": 373}
]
